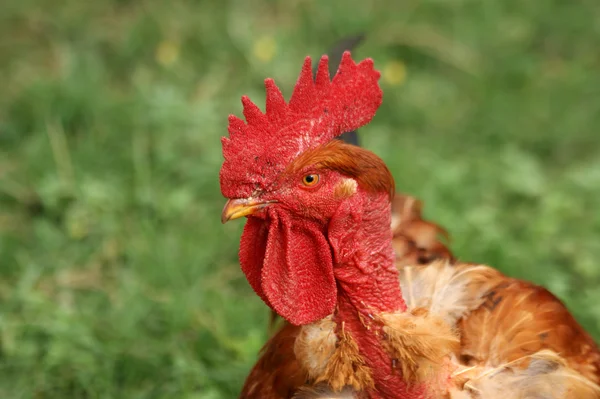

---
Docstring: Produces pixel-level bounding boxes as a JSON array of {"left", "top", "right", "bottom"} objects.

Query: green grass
[{"left": 1, "top": 0, "right": 599, "bottom": 397}]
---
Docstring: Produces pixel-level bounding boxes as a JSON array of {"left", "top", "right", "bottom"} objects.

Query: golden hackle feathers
[
  {"left": 294, "top": 317, "right": 338, "bottom": 379},
  {"left": 295, "top": 308, "right": 460, "bottom": 393},
  {"left": 398, "top": 261, "right": 503, "bottom": 325},
  {"left": 313, "top": 324, "right": 375, "bottom": 392},
  {"left": 380, "top": 308, "right": 459, "bottom": 386},
  {"left": 293, "top": 317, "right": 375, "bottom": 393}
]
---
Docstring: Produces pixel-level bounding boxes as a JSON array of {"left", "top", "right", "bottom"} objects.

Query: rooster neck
[
  {"left": 328, "top": 192, "right": 423, "bottom": 398},
  {"left": 329, "top": 190, "right": 407, "bottom": 315}
]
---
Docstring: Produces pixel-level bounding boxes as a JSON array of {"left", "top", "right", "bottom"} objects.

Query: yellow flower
[
  {"left": 383, "top": 60, "right": 407, "bottom": 86},
  {"left": 155, "top": 39, "right": 180, "bottom": 67},
  {"left": 253, "top": 36, "right": 277, "bottom": 63}
]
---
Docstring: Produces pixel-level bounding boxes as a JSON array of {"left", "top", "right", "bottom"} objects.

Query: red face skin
[
  {"left": 255, "top": 168, "right": 351, "bottom": 220},
  {"left": 227, "top": 160, "right": 426, "bottom": 399},
  {"left": 236, "top": 167, "right": 353, "bottom": 325}
]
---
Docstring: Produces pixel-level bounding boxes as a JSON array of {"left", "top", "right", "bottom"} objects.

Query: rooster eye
[{"left": 302, "top": 174, "right": 320, "bottom": 187}]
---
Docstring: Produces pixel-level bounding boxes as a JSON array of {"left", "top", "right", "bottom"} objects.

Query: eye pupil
[{"left": 302, "top": 174, "right": 319, "bottom": 186}]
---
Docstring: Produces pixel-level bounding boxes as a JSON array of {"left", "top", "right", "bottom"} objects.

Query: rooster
[{"left": 220, "top": 52, "right": 600, "bottom": 398}]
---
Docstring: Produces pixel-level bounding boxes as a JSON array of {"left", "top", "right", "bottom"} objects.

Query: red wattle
[
  {"left": 239, "top": 212, "right": 337, "bottom": 326},
  {"left": 239, "top": 216, "right": 272, "bottom": 307}
]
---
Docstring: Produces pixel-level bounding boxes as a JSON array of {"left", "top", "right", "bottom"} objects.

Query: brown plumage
[
  {"left": 241, "top": 323, "right": 307, "bottom": 399},
  {"left": 459, "top": 279, "right": 600, "bottom": 383},
  {"left": 240, "top": 194, "right": 600, "bottom": 398},
  {"left": 288, "top": 140, "right": 396, "bottom": 201},
  {"left": 390, "top": 195, "right": 453, "bottom": 267}
]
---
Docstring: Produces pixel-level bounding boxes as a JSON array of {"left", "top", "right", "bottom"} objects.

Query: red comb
[{"left": 220, "top": 51, "right": 382, "bottom": 198}]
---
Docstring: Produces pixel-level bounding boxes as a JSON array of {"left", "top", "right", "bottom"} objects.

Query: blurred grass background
[{"left": 1, "top": 0, "right": 600, "bottom": 397}]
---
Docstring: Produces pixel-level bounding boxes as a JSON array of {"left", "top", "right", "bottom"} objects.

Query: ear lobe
[{"left": 261, "top": 215, "right": 337, "bottom": 326}]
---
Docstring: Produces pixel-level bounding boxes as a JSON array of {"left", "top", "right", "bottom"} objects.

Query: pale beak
[{"left": 221, "top": 198, "right": 275, "bottom": 224}]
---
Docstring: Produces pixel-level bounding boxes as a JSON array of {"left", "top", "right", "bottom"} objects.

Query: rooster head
[{"left": 220, "top": 52, "right": 391, "bottom": 325}]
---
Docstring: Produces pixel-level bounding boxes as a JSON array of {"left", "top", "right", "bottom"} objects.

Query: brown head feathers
[{"left": 287, "top": 140, "right": 395, "bottom": 201}]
